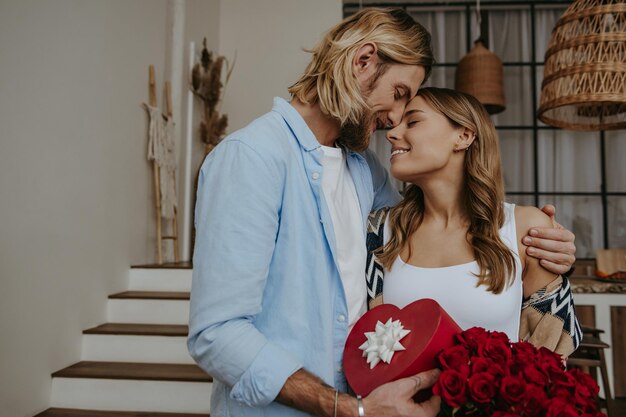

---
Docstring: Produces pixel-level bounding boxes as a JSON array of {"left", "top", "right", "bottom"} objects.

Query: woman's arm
[{"left": 515, "top": 205, "right": 582, "bottom": 356}]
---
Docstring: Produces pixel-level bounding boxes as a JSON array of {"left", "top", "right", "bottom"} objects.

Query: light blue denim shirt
[{"left": 188, "top": 97, "right": 401, "bottom": 417}]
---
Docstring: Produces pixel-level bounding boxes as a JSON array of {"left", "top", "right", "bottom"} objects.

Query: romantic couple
[{"left": 188, "top": 7, "right": 580, "bottom": 417}]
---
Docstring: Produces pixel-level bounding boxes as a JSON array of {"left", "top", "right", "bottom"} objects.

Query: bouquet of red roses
[{"left": 433, "top": 327, "right": 605, "bottom": 417}]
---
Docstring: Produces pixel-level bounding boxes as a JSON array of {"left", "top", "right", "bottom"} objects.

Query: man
[{"left": 188, "top": 8, "right": 576, "bottom": 417}]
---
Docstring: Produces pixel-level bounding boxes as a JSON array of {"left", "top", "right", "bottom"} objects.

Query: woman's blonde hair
[
  {"left": 378, "top": 87, "right": 516, "bottom": 294},
  {"left": 288, "top": 8, "right": 434, "bottom": 127}
]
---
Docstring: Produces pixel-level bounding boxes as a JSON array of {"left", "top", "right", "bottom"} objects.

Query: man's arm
[
  {"left": 523, "top": 204, "right": 576, "bottom": 275},
  {"left": 188, "top": 140, "right": 301, "bottom": 406},
  {"left": 277, "top": 368, "right": 441, "bottom": 417},
  {"left": 515, "top": 206, "right": 560, "bottom": 298},
  {"left": 190, "top": 141, "right": 440, "bottom": 415}
]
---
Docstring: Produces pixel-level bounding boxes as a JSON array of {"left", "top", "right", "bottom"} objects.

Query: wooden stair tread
[
  {"left": 109, "top": 291, "right": 190, "bottom": 300},
  {"left": 35, "top": 408, "right": 208, "bottom": 417},
  {"left": 52, "top": 361, "right": 211, "bottom": 382},
  {"left": 83, "top": 323, "right": 188, "bottom": 336},
  {"left": 131, "top": 262, "right": 193, "bottom": 269}
]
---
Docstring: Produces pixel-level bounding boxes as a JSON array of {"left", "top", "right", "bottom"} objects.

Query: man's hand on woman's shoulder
[{"left": 516, "top": 204, "right": 576, "bottom": 276}]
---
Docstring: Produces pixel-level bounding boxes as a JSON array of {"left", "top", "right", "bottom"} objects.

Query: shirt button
[
  {"left": 338, "top": 314, "right": 346, "bottom": 323},
  {"left": 337, "top": 366, "right": 342, "bottom": 373},
  {"left": 311, "top": 172, "right": 320, "bottom": 180}
]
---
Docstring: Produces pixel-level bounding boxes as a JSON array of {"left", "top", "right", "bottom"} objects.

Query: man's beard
[
  {"left": 337, "top": 109, "right": 375, "bottom": 153},
  {"left": 337, "top": 66, "right": 386, "bottom": 153}
]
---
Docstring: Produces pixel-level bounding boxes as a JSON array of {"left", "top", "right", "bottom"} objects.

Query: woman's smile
[{"left": 390, "top": 147, "right": 410, "bottom": 160}]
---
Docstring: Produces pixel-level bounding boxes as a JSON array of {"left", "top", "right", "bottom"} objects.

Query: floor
[{"left": 612, "top": 397, "right": 625, "bottom": 416}]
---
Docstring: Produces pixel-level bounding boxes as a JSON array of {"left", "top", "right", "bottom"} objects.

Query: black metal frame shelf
[
  {"left": 433, "top": 62, "right": 545, "bottom": 67},
  {"left": 344, "top": 0, "right": 623, "bottom": 251},
  {"left": 344, "top": 1, "right": 573, "bottom": 10},
  {"left": 507, "top": 192, "right": 626, "bottom": 197}
]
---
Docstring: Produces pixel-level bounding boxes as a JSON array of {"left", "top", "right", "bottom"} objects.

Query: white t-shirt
[{"left": 320, "top": 145, "right": 367, "bottom": 328}]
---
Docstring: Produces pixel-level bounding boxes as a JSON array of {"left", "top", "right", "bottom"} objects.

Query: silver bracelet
[{"left": 356, "top": 395, "right": 365, "bottom": 417}]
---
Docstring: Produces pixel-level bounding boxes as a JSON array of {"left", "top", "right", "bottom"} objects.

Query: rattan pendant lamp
[
  {"left": 538, "top": 0, "right": 626, "bottom": 131},
  {"left": 455, "top": 0, "right": 506, "bottom": 115}
]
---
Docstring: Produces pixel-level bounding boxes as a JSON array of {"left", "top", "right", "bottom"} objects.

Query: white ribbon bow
[{"left": 359, "top": 318, "right": 410, "bottom": 369}]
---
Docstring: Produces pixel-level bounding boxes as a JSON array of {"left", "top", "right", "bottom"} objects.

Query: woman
[{"left": 366, "top": 87, "right": 581, "bottom": 356}]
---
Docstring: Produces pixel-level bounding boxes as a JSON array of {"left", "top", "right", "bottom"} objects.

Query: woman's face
[{"left": 386, "top": 96, "right": 462, "bottom": 183}]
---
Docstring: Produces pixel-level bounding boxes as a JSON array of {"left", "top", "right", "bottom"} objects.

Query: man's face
[
  {"left": 363, "top": 64, "right": 426, "bottom": 132},
  {"left": 339, "top": 63, "right": 426, "bottom": 152}
]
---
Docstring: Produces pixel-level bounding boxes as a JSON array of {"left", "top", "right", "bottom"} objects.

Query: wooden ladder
[{"left": 148, "top": 65, "right": 180, "bottom": 264}]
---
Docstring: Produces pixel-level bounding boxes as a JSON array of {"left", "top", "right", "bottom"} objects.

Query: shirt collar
[
  {"left": 271, "top": 97, "right": 323, "bottom": 152},
  {"left": 272, "top": 97, "right": 360, "bottom": 157}
]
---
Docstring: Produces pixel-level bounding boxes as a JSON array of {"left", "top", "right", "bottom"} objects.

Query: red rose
[
  {"left": 537, "top": 347, "right": 565, "bottom": 378},
  {"left": 574, "top": 375, "right": 601, "bottom": 413},
  {"left": 547, "top": 397, "right": 578, "bottom": 417},
  {"left": 500, "top": 375, "right": 526, "bottom": 404},
  {"left": 537, "top": 346, "right": 562, "bottom": 365},
  {"left": 456, "top": 327, "right": 489, "bottom": 352},
  {"left": 511, "top": 341, "right": 538, "bottom": 358},
  {"left": 468, "top": 372, "right": 496, "bottom": 404},
  {"left": 471, "top": 356, "right": 492, "bottom": 373},
  {"left": 551, "top": 371, "right": 577, "bottom": 398},
  {"left": 567, "top": 369, "right": 599, "bottom": 410},
  {"left": 521, "top": 385, "right": 549, "bottom": 417},
  {"left": 570, "top": 368, "right": 600, "bottom": 397},
  {"left": 512, "top": 341, "right": 538, "bottom": 362},
  {"left": 492, "top": 412, "right": 521, "bottom": 417},
  {"left": 522, "top": 364, "right": 549, "bottom": 386},
  {"left": 433, "top": 369, "right": 468, "bottom": 408},
  {"left": 479, "top": 337, "right": 512, "bottom": 365},
  {"left": 438, "top": 344, "right": 470, "bottom": 375},
  {"left": 489, "top": 330, "right": 511, "bottom": 344},
  {"left": 487, "top": 362, "right": 507, "bottom": 381}
]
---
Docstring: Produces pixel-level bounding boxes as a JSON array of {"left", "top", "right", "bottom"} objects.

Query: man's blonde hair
[{"left": 288, "top": 8, "right": 434, "bottom": 127}]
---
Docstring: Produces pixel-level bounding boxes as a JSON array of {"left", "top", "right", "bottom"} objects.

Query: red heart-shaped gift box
[{"left": 343, "top": 298, "right": 462, "bottom": 397}]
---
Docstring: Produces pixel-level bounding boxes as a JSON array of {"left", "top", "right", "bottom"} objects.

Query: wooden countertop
[{"left": 569, "top": 275, "right": 626, "bottom": 294}]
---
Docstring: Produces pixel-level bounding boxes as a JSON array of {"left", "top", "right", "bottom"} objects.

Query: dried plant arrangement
[{"left": 191, "top": 38, "right": 235, "bottom": 155}]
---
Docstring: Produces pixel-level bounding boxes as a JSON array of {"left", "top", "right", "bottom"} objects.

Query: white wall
[
  {"left": 179, "top": 0, "right": 220, "bottom": 260},
  {"left": 0, "top": 1, "right": 343, "bottom": 415},
  {"left": 218, "top": 0, "right": 343, "bottom": 132},
  {"left": 0, "top": 1, "right": 168, "bottom": 416}
]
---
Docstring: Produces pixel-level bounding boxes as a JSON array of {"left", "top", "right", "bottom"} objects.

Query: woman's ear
[
  {"left": 454, "top": 127, "right": 476, "bottom": 152},
  {"left": 353, "top": 42, "right": 379, "bottom": 77}
]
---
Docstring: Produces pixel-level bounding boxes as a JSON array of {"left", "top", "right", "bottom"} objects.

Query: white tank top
[{"left": 383, "top": 203, "right": 523, "bottom": 341}]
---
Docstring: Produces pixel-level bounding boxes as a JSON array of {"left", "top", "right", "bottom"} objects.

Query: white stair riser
[
  {"left": 51, "top": 378, "right": 211, "bottom": 413},
  {"left": 129, "top": 269, "right": 192, "bottom": 291},
  {"left": 107, "top": 299, "right": 189, "bottom": 324},
  {"left": 81, "top": 335, "right": 194, "bottom": 364}
]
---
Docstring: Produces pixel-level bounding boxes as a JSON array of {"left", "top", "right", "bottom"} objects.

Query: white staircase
[{"left": 38, "top": 266, "right": 212, "bottom": 417}]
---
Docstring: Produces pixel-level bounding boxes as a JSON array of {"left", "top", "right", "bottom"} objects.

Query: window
[{"left": 345, "top": 1, "right": 626, "bottom": 258}]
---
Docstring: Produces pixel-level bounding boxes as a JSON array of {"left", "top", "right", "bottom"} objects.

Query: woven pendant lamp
[
  {"left": 538, "top": 0, "right": 626, "bottom": 131},
  {"left": 456, "top": 39, "right": 506, "bottom": 114}
]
